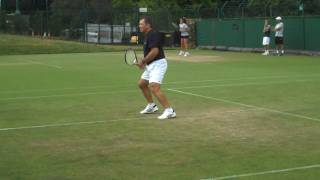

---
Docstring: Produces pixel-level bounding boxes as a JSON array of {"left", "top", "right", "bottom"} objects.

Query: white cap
[{"left": 275, "top": 16, "right": 282, "bottom": 21}]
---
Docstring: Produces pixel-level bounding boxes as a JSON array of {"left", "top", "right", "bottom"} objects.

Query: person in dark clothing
[{"left": 137, "top": 16, "right": 176, "bottom": 120}]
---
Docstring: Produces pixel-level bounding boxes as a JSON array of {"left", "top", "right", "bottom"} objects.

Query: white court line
[
  {"left": 0, "top": 73, "right": 319, "bottom": 94},
  {"left": 0, "top": 80, "right": 312, "bottom": 101},
  {"left": 166, "top": 74, "right": 320, "bottom": 84},
  {"left": 0, "top": 62, "right": 35, "bottom": 66},
  {"left": 171, "top": 79, "right": 315, "bottom": 90},
  {"left": 0, "top": 78, "right": 317, "bottom": 101},
  {"left": 0, "top": 116, "right": 145, "bottom": 131},
  {"left": 202, "top": 164, "right": 320, "bottom": 180},
  {"left": 26, "top": 60, "right": 63, "bottom": 69},
  {"left": 0, "top": 89, "right": 137, "bottom": 101},
  {"left": 168, "top": 89, "right": 320, "bottom": 123},
  {"left": 0, "top": 84, "right": 136, "bottom": 94},
  {"left": 0, "top": 112, "right": 220, "bottom": 132}
]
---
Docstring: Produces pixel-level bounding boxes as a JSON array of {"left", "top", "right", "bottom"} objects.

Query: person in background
[
  {"left": 274, "top": 16, "right": 285, "bottom": 56},
  {"left": 262, "top": 19, "right": 271, "bottom": 55},
  {"left": 178, "top": 17, "right": 190, "bottom": 57}
]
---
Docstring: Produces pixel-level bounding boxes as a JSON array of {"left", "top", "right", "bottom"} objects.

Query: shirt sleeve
[{"left": 148, "top": 32, "right": 162, "bottom": 49}]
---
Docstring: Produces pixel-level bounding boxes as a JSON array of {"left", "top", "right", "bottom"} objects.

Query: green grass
[
  {"left": 1, "top": 49, "right": 320, "bottom": 179},
  {"left": 0, "top": 34, "right": 139, "bottom": 55}
]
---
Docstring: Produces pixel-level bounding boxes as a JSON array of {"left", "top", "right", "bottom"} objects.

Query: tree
[
  {"left": 0, "top": 10, "right": 6, "bottom": 32},
  {"left": 247, "top": 0, "right": 320, "bottom": 16}
]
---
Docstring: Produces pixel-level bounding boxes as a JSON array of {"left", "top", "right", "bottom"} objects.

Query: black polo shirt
[{"left": 143, "top": 30, "right": 165, "bottom": 65}]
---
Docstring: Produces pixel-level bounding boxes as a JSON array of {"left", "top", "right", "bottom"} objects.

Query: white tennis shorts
[
  {"left": 141, "top": 58, "right": 167, "bottom": 84},
  {"left": 262, "top": 37, "right": 270, "bottom": 46}
]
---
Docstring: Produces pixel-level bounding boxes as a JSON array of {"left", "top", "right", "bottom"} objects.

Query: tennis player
[
  {"left": 178, "top": 17, "right": 190, "bottom": 57},
  {"left": 137, "top": 16, "right": 176, "bottom": 120}
]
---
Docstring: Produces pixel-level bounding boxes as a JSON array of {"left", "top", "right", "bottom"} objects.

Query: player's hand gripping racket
[{"left": 125, "top": 48, "right": 138, "bottom": 65}]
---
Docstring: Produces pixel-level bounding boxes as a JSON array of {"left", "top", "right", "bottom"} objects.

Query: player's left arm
[
  {"left": 142, "top": 48, "right": 159, "bottom": 64},
  {"left": 137, "top": 48, "right": 159, "bottom": 69},
  {"left": 274, "top": 23, "right": 283, "bottom": 31}
]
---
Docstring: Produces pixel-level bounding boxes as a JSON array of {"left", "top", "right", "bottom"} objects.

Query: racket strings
[{"left": 126, "top": 50, "right": 137, "bottom": 65}]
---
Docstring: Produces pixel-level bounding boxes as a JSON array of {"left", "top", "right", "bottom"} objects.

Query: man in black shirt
[{"left": 137, "top": 16, "right": 176, "bottom": 120}]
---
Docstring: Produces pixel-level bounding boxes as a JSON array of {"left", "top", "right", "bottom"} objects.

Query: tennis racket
[{"left": 124, "top": 48, "right": 138, "bottom": 65}]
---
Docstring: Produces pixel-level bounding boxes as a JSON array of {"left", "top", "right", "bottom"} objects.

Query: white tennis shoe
[
  {"left": 179, "top": 51, "right": 184, "bottom": 56},
  {"left": 140, "top": 104, "right": 158, "bottom": 114},
  {"left": 184, "top": 52, "right": 190, "bottom": 57},
  {"left": 158, "top": 108, "right": 176, "bottom": 120}
]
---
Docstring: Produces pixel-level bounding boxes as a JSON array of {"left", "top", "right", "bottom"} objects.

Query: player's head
[
  {"left": 182, "top": 17, "right": 187, "bottom": 24},
  {"left": 139, "top": 16, "right": 153, "bottom": 33},
  {"left": 275, "top": 16, "right": 282, "bottom": 22}
]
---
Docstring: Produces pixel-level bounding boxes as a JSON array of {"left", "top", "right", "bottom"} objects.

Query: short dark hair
[{"left": 141, "top": 16, "right": 153, "bottom": 28}]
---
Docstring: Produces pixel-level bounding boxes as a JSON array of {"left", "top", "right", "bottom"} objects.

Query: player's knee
[
  {"left": 149, "top": 83, "right": 160, "bottom": 93},
  {"left": 138, "top": 80, "right": 148, "bottom": 89}
]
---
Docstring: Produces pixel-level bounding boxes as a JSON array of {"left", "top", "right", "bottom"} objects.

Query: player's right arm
[{"left": 263, "top": 20, "right": 269, "bottom": 32}]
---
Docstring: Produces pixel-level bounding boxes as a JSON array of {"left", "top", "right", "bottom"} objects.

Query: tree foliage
[{"left": 1, "top": 0, "right": 320, "bottom": 36}]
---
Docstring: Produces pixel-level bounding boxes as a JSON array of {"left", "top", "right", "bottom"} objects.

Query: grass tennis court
[{"left": 1, "top": 50, "right": 320, "bottom": 179}]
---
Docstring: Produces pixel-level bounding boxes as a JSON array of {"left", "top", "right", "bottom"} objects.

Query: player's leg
[
  {"left": 266, "top": 37, "right": 270, "bottom": 55},
  {"left": 262, "top": 37, "right": 270, "bottom": 55},
  {"left": 184, "top": 38, "right": 190, "bottom": 56},
  {"left": 275, "top": 37, "right": 280, "bottom": 55},
  {"left": 147, "top": 60, "right": 168, "bottom": 106},
  {"left": 179, "top": 37, "right": 184, "bottom": 55},
  {"left": 148, "top": 59, "right": 176, "bottom": 119},
  {"left": 280, "top": 38, "right": 284, "bottom": 55},
  {"left": 149, "top": 83, "right": 170, "bottom": 108},
  {"left": 149, "top": 83, "right": 176, "bottom": 119},
  {"left": 139, "top": 76, "right": 158, "bottom": 114},
  {"left": 262, "top": 37, "right": 266, "bottom": 55},
  {"left": 138, "top": 79, "right": 153, "bottom": 103}
]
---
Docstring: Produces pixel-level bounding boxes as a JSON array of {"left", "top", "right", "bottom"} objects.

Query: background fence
[
  {"left": 196, "top": 16, "right": 320, "bottom": 51},
  {"left": 0, "top": 0, "right": 320, "bottom": 51}
]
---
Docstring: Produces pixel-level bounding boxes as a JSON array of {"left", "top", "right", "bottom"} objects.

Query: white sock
[
  {"left": 276, "top": 50, "right": 279, "bottom": 54},
  {"left": 165, "top": 108, "right": 173, "bottom": 113},
  {"left": 281, "top": 50, "right": 284, "bottom": 54},
  {"left": 148, "top": 102, "right": 155, "bottom": 107}
]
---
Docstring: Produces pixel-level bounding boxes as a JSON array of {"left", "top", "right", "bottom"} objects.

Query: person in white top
[
  {"left": 178, "top": 17, "right": 190, "bottom": 57},
  {"left": 274, "top": 16, "right": 284, "bottom": 56},
  {"left": 262, "top": 19, "right": 272, "bottom": 55}
]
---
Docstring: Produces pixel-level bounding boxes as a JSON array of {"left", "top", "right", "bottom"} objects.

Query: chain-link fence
[
  {"left": 0, "top": 0, "right": 319, "bottom": 46},
  {"left": 0, "top": 7, "right": 197, "bottom": 46}
]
